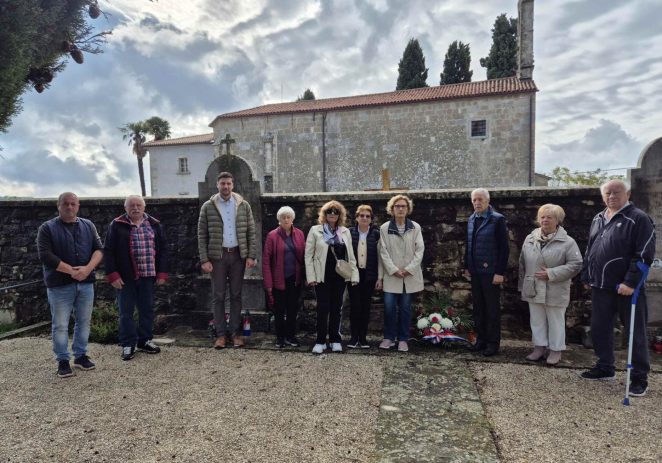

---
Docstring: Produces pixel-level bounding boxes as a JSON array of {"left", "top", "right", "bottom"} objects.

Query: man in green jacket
[{"left": 198, "top": 172, "right": 257, "bottom": 348}]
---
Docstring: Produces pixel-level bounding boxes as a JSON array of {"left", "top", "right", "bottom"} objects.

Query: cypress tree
[
  {"left": 297, "top": 88, "right": 316, "bottom": 101},
  {"left": 479, "top": 14, "right": 518, "bottom": 79},
  {"left": 440, "top": 41, "right": 473, "bottom": 85},
  {"left": 396, "top": 38, "right": 429, "bottom": 90}
]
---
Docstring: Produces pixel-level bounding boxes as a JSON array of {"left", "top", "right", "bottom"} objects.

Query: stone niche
[
  {"left": 629, "top": 137, "right": 662, "bottom": 326},
  {"left": 196, "top": 153, "right": 264, "bottom": 326}
]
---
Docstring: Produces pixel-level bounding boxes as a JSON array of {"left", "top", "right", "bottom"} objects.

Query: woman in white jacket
[
  {"left": 379, "top": 195, "right": 424, "bottom": 352},
  {"left": 305, "top": 200, "right": 359, "bottom": 354},
  {"left": 519, "top": 204, "right": 582, "bottom": 365}
]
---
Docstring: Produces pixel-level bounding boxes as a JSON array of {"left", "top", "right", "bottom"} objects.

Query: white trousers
[{"left": 528, "top": 302, "right": 566, "bottom": 351}]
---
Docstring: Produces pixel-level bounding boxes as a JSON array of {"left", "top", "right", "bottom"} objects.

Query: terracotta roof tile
[
  {"left": 212, "top": 77, "right": 537, "bottom": 122},
  {"left": 144, "top": 133, "right": 214, "bottom": 148}
]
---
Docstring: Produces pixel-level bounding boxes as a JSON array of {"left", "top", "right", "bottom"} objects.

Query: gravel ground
[
  {"left": 470, "top": 361, "right": 662, "bottom": 463},
  {"left": 2, "top": 337, "right": 660, "bottom": 463},
  {"left": 0, "top": 338, "right": 384, "bottom": 463}
]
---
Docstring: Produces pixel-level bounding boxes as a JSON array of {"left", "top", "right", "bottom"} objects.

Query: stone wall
[
  {"left": 0, "top": 197, "right": 200, "bottom": 324},
  {"left": 209, "top": 92, "right": 535, "bottom": 194},
  {"left": 1, "top": 188, "right": 618, "bottom": 341}
]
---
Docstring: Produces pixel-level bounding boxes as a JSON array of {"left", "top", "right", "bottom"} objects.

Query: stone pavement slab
[{"left": 374, "top": 356, "right": 498, "bottom": 463}]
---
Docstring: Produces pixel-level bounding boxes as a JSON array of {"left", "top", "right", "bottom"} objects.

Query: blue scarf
[{"left": 322, "top": 223, "right": 340, "bottom": 245}]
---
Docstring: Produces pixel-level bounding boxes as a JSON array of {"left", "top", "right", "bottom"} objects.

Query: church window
[
  {"left": 471, "top": 120, "right": 487, "bottom": 138},
  {"left": 177, "top": 157, "right": 189, "bottom": 174}
]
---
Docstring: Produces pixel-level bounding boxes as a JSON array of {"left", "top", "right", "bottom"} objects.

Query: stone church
[{"left": 146, "top": 0, "right": 537, "bottom": 197}]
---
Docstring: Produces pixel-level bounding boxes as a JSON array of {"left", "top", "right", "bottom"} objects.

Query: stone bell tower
[{"left": 517, "top": 0, "right": 534, "bottom": 80}]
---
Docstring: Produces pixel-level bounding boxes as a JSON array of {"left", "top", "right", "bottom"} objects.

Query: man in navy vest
[
  {"left": 463, "top": 188, "right": 509, "bottom": 356},
  {"left": 37, "top": 192, "right": 103, "bottom": 378}
]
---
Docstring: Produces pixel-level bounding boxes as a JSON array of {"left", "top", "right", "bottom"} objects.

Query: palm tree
[{"left": 119, "top": 117, "right": 171, "bottom": 196}]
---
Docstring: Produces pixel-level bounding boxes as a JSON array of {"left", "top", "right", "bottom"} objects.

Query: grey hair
[
  {"left": 277, "top": 206, "right": 295, "bottom": 221},
  {"left": 124, "top": 195, "right": 146, "bottom": 208},
  {"left": 57, "top": 192, "right": 78, "bottom": 205},
  {"left": 471, "top": 188, "right": 490, "bottom": 201},
  {"left": 600, "top": 179, "right": 630, "bottom": 194}
]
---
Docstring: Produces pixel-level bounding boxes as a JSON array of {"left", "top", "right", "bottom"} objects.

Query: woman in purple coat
[{"left": 262, "top": 206, "right": 306, "bottom": 348}]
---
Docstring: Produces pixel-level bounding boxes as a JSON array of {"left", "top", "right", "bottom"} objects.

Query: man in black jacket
[
  {"left": 463, "top": 188, "right": 509, "bottom": 357},
  {"left": 104, "top": 195, "right": 169, "bottom": 361},
  {"left": 580, "top": 180, "right": 656, "bottom": 397},
  {"left": 37, "top": 192, "right": 103, "bottom": 378}
]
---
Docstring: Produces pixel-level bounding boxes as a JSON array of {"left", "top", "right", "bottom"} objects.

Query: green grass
[
  {"left": 88, "top": 301, "right": 120, "bottom": 344},
  {"left": 0, "top": 321, "right": 21, "bottom": 335}
]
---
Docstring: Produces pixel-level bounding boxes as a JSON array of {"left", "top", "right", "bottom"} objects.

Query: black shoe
[
  {"left": 482, "top": 346, "right": 499, "bottom": 357},
  {"left": 359, "top": 339, "right": 370, "bottom": 349},
  {"left": 347, "top": 339, "right": 360, "bottom": 349},
  {"left": 275, "top": 338, "right": 285, "bottom": 348},
  {"left": 579, "top": 367, "right": 615, "bottom": 381},
  {"left": 73, "top": 355, "right": 96, "bottom": 371},
  {"left": 469, "top": 342, "right": 487, "bottom": 353},
  {"left": 122, "top": 346, "right": 135, "bottom": 361},
  {"left": 629, "top": 380, "right": 648, "bottom": 397},
  {"left": 57, "top": 360, "right": 74, "bottom": 378},
  {"left": 284, "top": 337, "right": 300, "bottom": 347},
  {"left": 137, "top": 340, "right": 161, "bottom": 354}
]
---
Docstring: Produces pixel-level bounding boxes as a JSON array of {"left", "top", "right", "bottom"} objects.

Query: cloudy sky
[{"left": 1, "top": 0, "right": 660, "bottom": 198}]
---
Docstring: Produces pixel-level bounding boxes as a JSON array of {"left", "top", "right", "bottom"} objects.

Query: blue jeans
[
  {"left": 383, "top": 292, "right": 413, "bottom": 341},
  {"left": 47, "top": 283, "right": 94, "bottom": 361},
  {"left": 117, "top": 277, "right": 155, "bottom": 347}
]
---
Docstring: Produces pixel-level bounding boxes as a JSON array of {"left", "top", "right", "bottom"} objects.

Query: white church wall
[{"left": 149, "top": 143, "right": 215, "bottom": 197}]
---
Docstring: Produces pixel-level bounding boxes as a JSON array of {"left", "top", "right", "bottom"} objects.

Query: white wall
[{"left": 148, "top": 144, "right": 216, "bottom": 197}]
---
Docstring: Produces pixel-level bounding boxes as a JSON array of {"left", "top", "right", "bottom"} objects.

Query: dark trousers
[
  {"left": 210, "top": 252, "right": 245, "bottom": 336},
  {"left": 471, "top": 273, "right": 501, "bottom": 348},
  {"left": 348, "top": 270, "right": 375, "bottom": 342},
  {"left": 314, "top": 273, "right": 345, "bottom": 344},
  {"left": 273, "top": 276, "right": 300, "bottom": 340},
  {"left": 117, "top": 277, "right": 155, "bottom": 348},
  {"left": 591, "top": 287, "right": 650, "bottom": 381}
]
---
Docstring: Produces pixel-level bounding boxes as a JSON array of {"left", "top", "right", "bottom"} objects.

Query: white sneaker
[
  {"left": 312, "top": 343, "right": 326, "bottom": 354},
  {"left": 398, "top": 341, "right": 409, "bottom": 352},
  {"left": 331, "top": 342, "right": 343, "bottom": 352},
  {"left": 379, "top": 339, "right": 395, "bottom": 350}
]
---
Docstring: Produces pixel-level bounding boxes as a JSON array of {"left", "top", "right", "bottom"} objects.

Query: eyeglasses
[
  {"left": 394, "top": 204, "right": 408, "bottom": 209},
  {"left": 325, "top": 208, "right": 340, "bottom": 215},
  {"left": 358, "top": 214, "right": 371, "bottom": 219}
]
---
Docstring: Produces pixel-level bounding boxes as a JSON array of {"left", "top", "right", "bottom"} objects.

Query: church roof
[
  {"left": 144, "top": 133, "right": 214, "bottom": 148},
  {"left": 211, "top": 77, "right": 537, "bottom": 124}
]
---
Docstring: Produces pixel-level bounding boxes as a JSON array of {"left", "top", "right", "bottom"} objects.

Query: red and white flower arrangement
[{"left": 415, "top": 290, "right": 474, "bottom": 345}]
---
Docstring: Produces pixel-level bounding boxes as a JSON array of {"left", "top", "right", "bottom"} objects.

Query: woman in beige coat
[
  {"left": 379, "top": 195, "right": 424, "bottom": 352},
  {"left": 305, "top": 200, "right": 359, "bottom": 354},
  {"left": 519, "top": 204, "right": 582, "bottom": 365}
]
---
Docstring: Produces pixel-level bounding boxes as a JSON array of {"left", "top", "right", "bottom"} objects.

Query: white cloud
[{"left": 537, "top": 119, "right": 642, "bottom": 175}]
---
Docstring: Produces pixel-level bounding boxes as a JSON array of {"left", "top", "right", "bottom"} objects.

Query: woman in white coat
[
  {"left": 305, "top": 200, "right": 359, "bottom": 354},
  {"left": 379, "top": 195, "right": 424, "bottom": 352},
  {"left": 519, "top": 204, "right": 582, "bottom": 365}
]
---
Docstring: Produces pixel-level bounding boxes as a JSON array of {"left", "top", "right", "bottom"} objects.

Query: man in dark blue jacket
[
  {"left": 463, "top": 188, "right": 509, "bottom": 356},
  {"left": 580, "top": 180, "right": 656, "bottom": 397},
  {"left": 37, "top": 192, "right": 103, "bottom": 378},
  {"left": 104, "top": 195, "right": 169, "bottom": 361}
]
